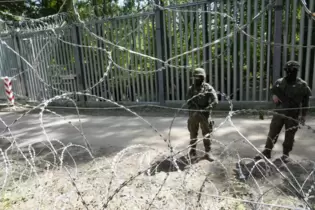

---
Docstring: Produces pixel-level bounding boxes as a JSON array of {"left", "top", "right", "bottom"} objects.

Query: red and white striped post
[{"left": 3, "top": 76, "right": 15, "bottom": 106}]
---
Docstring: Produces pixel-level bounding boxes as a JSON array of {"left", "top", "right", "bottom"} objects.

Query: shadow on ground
[{"left": 145, "top": 153, "right": 214, "bottom": 176}]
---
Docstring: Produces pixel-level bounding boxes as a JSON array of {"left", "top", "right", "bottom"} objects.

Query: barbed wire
[{"left": 0, "top": 0, "right": 314, "bottom": 209}]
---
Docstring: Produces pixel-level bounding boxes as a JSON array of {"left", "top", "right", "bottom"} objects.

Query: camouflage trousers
[
  {"left": 187, "top": 112, "right": 213, "bottom": 153},
  {"left": 264, "top": 114, "right": 299, "bottom": 155}
]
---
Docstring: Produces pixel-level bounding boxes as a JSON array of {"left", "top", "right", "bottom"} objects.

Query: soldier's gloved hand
[
  {"left": 272, "top": 95, "right": 282, "bottom": 104},
  {"left": 299, "top": 116, "right": 306, "bottom": 126}
]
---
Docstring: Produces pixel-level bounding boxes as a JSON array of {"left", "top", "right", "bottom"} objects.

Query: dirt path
[{"left": 0, "top": 111, "right": 314, "bottom": 209}]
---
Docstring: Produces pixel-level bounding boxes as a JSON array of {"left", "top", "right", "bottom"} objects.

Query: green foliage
[{"left": 1, "top": 0, "right": 314, "bottom": 101}]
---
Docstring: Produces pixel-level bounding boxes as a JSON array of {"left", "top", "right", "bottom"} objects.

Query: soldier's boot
[
  {"left": 280, "top": 153, "right": 290, "bottom": 163},
  {"left": 188, "top": 140, "right": 197, "bottom": 158},
  {"left": 281, "top": 147, "right": 292, "bottom": 164},
  {"left": 203, "top": 137, "right": 213, "bottom": 161},
  {"left": 254, "top": 149, "right": 271, "bottom": 161}
]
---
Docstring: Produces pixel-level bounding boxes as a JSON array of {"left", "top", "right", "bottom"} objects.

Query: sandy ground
[{"left": 0, "top": 110, "right": 314, "bottom": 209}]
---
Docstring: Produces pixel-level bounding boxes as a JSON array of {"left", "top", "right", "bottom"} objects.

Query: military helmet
[
  {"left": 284, "top": 60, "right": 300, "bottom": 71},
  {"left": 193, "top": 68, "right": 206, "bottom": 78}
]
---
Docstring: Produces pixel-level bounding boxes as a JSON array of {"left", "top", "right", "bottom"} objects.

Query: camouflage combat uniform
[
  {"left": 255, "top": 61, "right": 312, "bottom": 162},
  {"left": 186, "top": 68, "right": 218, "bottom": 157}
]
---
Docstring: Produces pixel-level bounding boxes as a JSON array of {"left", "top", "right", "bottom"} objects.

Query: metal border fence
[{"left": 0, "top": 0, "right": 314, "bottom": 105}]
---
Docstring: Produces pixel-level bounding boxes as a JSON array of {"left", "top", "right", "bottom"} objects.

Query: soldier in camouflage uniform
[
  {"left": 186, "top": 68, "right": 218, "bottom": 159},
  {"left": 254, "top": 60, "right": 312, "bottom": 162}
]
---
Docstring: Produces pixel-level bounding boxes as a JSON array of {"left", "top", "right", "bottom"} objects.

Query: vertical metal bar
[
  {"left": 21, "top": 38, "right": 33, "bottom": 99},
  {"left": 139, "top": 18, "right": 145, "bottom": 102},
  {"left": 190, "top": 6, "right": 195, "bottom": 73},
  {"left": 208, "top": 2, "right": 212, "bottom": 85},
  {"left": 32, "top": 34, "right": 40, "bottom": 97},
  {"left": 266, "top": 0, "right": 272, "bottom": 101},
  {"left": 92, "top": 24, "right": 100, "bottom": 98},
  {"left": 117, "top": 20, "right": 124, "bottom": 101},
  {"left": 60, "top": 31, "right": 69, "bottom": 93},
  {"left": 202, "top": 3, "right": 207, "bottom": 73},
  {"left": 29, "top": 38, "right": 37, "bottom": 100},
  {"left": 85, "top": 25, "right": 93, "bottom": 101},
  {"left": 155, "top": 0, "right": 165, "bottom": 104},
  {"left": 34, "top": 35, "right": 44, "bottom": 98},
  {"left": 134, "top": 18, "right": 140, "bottom": 102},
  {"left": 239, "top": 1, "right": 244, "bottom": 100},
  {"left": 227, "top": 0, "right": 231, "bottom": 97},
  {"left": 252, "top": 0, "right": 258, "bottom": 101},
  {"left": 214, "top": 3, "right": 219, "bottom": 91},
  {"left": 113, "top": 21, "right": 120, "bottom": 100},
  {"left": 82, "top": 27, "right": 90, "bottom": 99},
  {"left": 290, "top": 0, "right": 297, "bottom": 60},
  {"left": 20, "top": 37, "right": 32, "bottom": 99},
  {"left": 95, "top": 23, "right": 103, "bottom": 99},
  {"left": 122, "top": 19, "right": 127, "bottom": 101},
  {"left": 304, "top": 0, "right": 314, "bottom": 84},
  {"left": 143, "top": 18, "right": 149, "bottom": 101},
  {"left": 107, "top": 21, "right": 114, "bottom": 101},
  {"left": 45, "top": 34, "right": 55, "bottom": 98},
  {"left": 41, "top": 34, "right": 51, "bottom": 98},
  {"left": 2, "top": 39, "right": 10, "bottom": 76},
  {"left": 13, "top": 34, "right": 28, "bottom": 97},
  {"left": 168, "top": 11, "right": 174, "bottom": 101},
  {"left": 173, "top": 11, "right": 179, "bottom": 101},
  {"left": 220, "top": 1, "right": 225, "bottom": 100},
  {"left": 179, "top": 9, "right": 184, "bottom": 100},
  {"left": 233, "top": 0, "right": 238, "bottom": 100},
  {"left": 73, "top": 26, "right": 85, "bottom": 102},
  {"left": 65, "top": 31, "right": 72, "bottom": 94},
  {"left": 99, "top": 23, "right": 107, "bottom": 99},
  {"left": 91, "top": 25, "right": 98, "bottom": 97},
  {"left": 65, "top": 30, "right": 73, "bottom": 95},
  {"left": 113, "top": 20, "right": 119, "bottom": 101},
  {"left": 49, "top": 33, "right": 60, "bottom": 97},
  {"left": 282, "top": 1, "right": 290, "bottom": 75},
  {"left": 33, "top": 34, "right": 45, "bottom": 99},
  {"left": 111, "top": 20, "right": 118, "bottom": 101},
  {"left": 246, "top": 0, "right": 251, "bottom": 101},
  {"left": 66, "top": 29, "right": 75, "bottom": 95},
  {"left": 149, "top": 16, "right": 155, "bottom": 102},
  {"left": 196, "top": 6, "right": 200, "bottom": 65},
  {"left": 129, "top": 18, "right": 136, "bottom": 102},
  {"left": 184, "top": 10, "right": 190, "bottom": 92},
  {"left": 56, "top": 32, "right": 64, "bottom": 94},
  {"left": 298, "top": 5, "right": 305, "bottom": 78},
  {"left": 163, "top": 10, "right": 169, "bottom": 101},
  {"left": 259, "top": 1, "right": 265, "bottom": 101},
  {"left": 151, "top": 16, "right": 157, "bottom": 102},
  {"left": 273, "top": 0, "right": 283, "bottom": 84}
]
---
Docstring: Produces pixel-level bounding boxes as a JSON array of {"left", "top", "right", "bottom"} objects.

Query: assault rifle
[{"left": 272, "top": 86, "right": 300, "bottom": 114}]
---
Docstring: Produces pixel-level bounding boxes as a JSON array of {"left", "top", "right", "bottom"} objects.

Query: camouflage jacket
[
  {"left": 186, "top": 82, "right": 218, "bottom": 112},
  {"left": 271, "top": 77, "right": 312, "bottom": 116}
]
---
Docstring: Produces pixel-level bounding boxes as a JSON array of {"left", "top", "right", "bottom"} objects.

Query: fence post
[
  {"left": 71, "top": 25, "right": 86, "bottom": 103},
  {"left": 272, "top": 0, "right": 283, "bottom": 86},
  {"left": 154, "top": 0, "right": 165, "bottom": 105}
]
